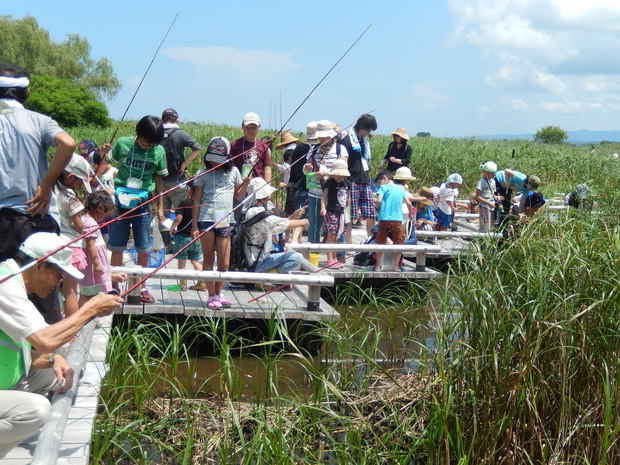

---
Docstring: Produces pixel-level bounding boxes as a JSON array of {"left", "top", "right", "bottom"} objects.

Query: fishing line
[
  {"left": 108, "top": 12, "right": 179, "bottom": 144},
  {"left": 276, "top": 24, "right": 372, "bottom": 135}
]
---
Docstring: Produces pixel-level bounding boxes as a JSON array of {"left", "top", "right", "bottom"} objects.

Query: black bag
[
  {"left": 229, "top": 209, "right": 273, "bottom": 272},
  {"left": 161, "top": 128, "right": 182, "bottom": 176}
]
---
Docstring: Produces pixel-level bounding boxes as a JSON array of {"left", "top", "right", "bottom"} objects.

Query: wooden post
[{"left": 307, "top": 285, "right": 321, "bottom": 312}]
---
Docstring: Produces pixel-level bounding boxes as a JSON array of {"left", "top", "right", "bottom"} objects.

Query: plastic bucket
[{"left": 309, "top": 253, "right": 320, "bottom": 267}]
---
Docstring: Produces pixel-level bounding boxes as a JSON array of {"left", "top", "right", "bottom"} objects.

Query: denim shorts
[
  {"left": 107, "top": 204, "right": 152, "bottom": 253},
  {"left": 197, "top": 221, "right": 234, "bottom": 237}
]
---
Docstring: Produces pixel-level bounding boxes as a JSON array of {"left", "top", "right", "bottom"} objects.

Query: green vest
[{"left": 0, "top": 264, "right": 29, "bottom": 389}]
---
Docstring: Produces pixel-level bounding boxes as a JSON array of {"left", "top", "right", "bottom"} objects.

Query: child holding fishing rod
[
  {"left": 191, "top": 137, "right": 250, "bottom": 310},
  {"left": 100, "top": 115, "right": 168, "bottom": 304}
]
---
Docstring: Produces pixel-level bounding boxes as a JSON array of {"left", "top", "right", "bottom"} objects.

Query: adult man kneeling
[{"left": 0, "top": 232, "right": 123, "bottom": 458}]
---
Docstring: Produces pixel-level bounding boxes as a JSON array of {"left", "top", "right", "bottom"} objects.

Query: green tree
[
  {"left": 26, "top": 75, "right": 111, "bottom": 127},
  {"left": 0, "top": 15, "right": 120, "bottom": 99},
  {"left": 534, "top": 125, "right": 568, "bottom": 144}
]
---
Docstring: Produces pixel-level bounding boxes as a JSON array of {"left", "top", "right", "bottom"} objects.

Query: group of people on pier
[{"left": 0, "top": 63, "right": 545, "bottom": 456}]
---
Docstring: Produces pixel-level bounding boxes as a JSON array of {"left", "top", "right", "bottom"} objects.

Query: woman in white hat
[
  {"left": 380, "top": 128, "right": 412, "bottom": 176},
  {"left": 302, "top": 120, "right": 349, "bottom": 244},
  {"left": 243, "top": 178, "right": 309, "bottom": 280}
]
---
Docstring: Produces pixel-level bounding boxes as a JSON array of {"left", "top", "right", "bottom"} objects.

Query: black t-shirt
[
  {"left": 174, "top": 198, "right": 194, "bottom": 236},
  {"left": 383, "top": 142, "right": 412, "bottom": 172},
  {"left": 324, "top": 178, "right": 350, "bottom": 214}
]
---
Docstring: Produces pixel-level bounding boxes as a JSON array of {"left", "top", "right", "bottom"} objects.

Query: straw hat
[
  {"left": 393, "top": 167, "right": 415, "bottom": 181},
  {"left": 275, "top": 132, "right": 300, "bottom": 150},
  {"left": 329, "top": 159, "right": 350, "bottom": 177},
  {"left": 390, "top": 127, "right": 409, "bottom": 140},
  {"left": 416, "top": 187, "right": 434, "bottom": 206},
  {"left": 315, "top": 120, "right": 337, "bottom": 139}
]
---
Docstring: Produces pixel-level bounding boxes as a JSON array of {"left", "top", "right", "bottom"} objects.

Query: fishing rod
[
  {"left": 4, "top": 24, "right": 372, "bottom": 287},
  {"left": 0, "top": 132, "right": 284, "bottom": 286},
  {"left": 276, "top": 24, "right": 372, "bottom": 135},
  {"left": 108, "top": 12, "right": 179, "bottom": 144}
]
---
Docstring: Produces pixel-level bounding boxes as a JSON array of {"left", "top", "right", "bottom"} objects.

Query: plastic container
[{"left": 309, "top": 253, "right": 320, "bottom": 267}]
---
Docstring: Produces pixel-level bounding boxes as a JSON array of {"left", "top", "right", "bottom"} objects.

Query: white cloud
[
  {"left": 447, "top": 0, "right": 620, "bottom": 100},
  {"left": 408, "top": 83, "right": 449, "bottom": 110},
  {"left": 538, "top": 100, "right": 582, "bottom": 113},
  {"left": 163, "top": 46, "right": 301, "bottom": 82}
]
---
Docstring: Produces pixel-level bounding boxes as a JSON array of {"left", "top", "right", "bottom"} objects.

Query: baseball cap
[
  {"left": 19, "top": 232, "right": 84, "bottom": 280},
  {"left": 66, "top": 154, "right": 93, "bottom": 193},
  {"left": 242, "top": 112, "right": 261, "bottom": 127},
  {"left": 203, "top": 136, "right": 231, "bottom": 164},
  {"left": 480, "top": 161, "right": 498, "bottom": 173},
  {"left": 161, "top": 108, "right": 179, "bottom": 121},
  {"left": 78, "top": 139, "right": 97, "bottom": 156}
]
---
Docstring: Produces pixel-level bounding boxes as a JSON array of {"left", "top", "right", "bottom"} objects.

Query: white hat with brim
[
  {"left": 305, "top": 121, "right": 318, "bottom": 141},
  {"left": 248, "top": 177, "right": 277, "bottom": 200},
  {"left": 329, "top": 159, "right": 350, "bottom": 177},
  {"left": 315, "top": 120, "right": 337, "bottom": 139},
  {"left": 393, "top": 166, "right": 415, "bottom": 181},
  {"left": 19, "top": 232, "right": 84, "bottom": 280},
  {"left": 66, "top": 154, "right": 92, "bottom": 193}
]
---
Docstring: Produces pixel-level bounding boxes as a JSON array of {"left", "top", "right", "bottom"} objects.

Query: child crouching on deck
[
  {"left": 320, "top": 159, "right": 351, "bottom": 269},
  {"left": 374, "top": 167, "right": 413, "bottom": 272}
]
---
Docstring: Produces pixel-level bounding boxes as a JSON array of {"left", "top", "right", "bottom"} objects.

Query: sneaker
[
  {"left": 218, "top": 293, "right": 232, "bottom": 308},
  {"left": 179, "top": 280, "right": 187, "bottom": 291},
  {"left": 207, "top": 296, "right": 222, "bottom": 310},
  {"left": 190, "top": 281, "right": 207, "bottom": 291},
  {"left": 140, "top": 289, "right": 155, "bottom": 303}
]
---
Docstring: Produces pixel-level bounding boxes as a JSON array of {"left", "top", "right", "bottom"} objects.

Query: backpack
[
  {"left": 229, "top": 209, "right": 273, "bottom": 272},
  {"left": 161, "top": 128, "right": 182, "bottom": 176}
]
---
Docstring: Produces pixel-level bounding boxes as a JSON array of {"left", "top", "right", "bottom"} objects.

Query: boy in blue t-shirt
[{"left": 374, "top": 167, "right": 413, "bottom": 271}]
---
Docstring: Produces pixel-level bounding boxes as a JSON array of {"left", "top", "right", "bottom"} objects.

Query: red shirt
[{"left": 230, "top": 137, "right": 271, "bottom": 179}]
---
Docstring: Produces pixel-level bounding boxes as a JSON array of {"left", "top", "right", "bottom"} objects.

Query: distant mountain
[{"left": 474, "top": 130, "right": 620, "bottom": 144}]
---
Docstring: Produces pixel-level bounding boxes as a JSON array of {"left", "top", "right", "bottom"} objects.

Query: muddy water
[{"left": 138, "top": 302, "right": 433, "bottom": 398}]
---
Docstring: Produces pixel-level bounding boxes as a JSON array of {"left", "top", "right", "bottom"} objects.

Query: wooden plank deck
[
  {"left": 4, "top": 315, "right": 113, "bottom": 465},
  {"left": 117, "top": 277, "right": 340, "bottom": 321}
]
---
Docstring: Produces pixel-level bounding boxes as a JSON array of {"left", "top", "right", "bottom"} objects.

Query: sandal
[
  {"left": 140, "top": 289, "right": 156, "bottom": 303},
  {"left": 190, "top": 281, "right": 207, "bottom": 291}
]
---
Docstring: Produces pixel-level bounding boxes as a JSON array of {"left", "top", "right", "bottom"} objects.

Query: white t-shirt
[
  {"left": 0, "top": 260, "right": 48, "bottom": 343},
  {"left": 55, "top": 185, "right": 85, "bottom": 240},
  {"left": 437, "top": 183, "right": 459, "bottom": 215},
  {"left": 194, "top": 167, "right": 242, "bottom": 224}
]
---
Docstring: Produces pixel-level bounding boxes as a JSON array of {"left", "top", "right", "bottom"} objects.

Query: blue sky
[{"left": 4, "top": 1, "right": 620, "bottom": 138}]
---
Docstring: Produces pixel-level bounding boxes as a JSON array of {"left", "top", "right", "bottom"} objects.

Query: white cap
[
  {"left": 242, "top": 112, "right": 261, "bottom": 127},
  {"left": 446, "top": 173, "right": 463, "bottom": 184},
  {"left": 306, "top": 121, "right": 318, "bottom": 141},
  {"left": 66, "top": 154, "right": 93, "bottom": 193},
  {"left": 19, "top": 232, "right": 84, "bottom": 280},
  {"left": 479, "top": 161, "right": 497, "bottom": 173}
]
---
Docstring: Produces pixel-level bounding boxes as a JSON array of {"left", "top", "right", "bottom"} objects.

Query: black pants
[
  {"left": 495, "top": 182, "right": 513, "bottom": 213},
  {"left": 0, "top": 208, "right": 63, "bottom": 323}
]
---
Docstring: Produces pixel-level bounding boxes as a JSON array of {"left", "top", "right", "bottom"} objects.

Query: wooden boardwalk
[
  {"left": 3, "top": 315, "right": 113, "bottom": 465},
  {"left": 118, "top": 276, "right": 340, "bottom": 321}
]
